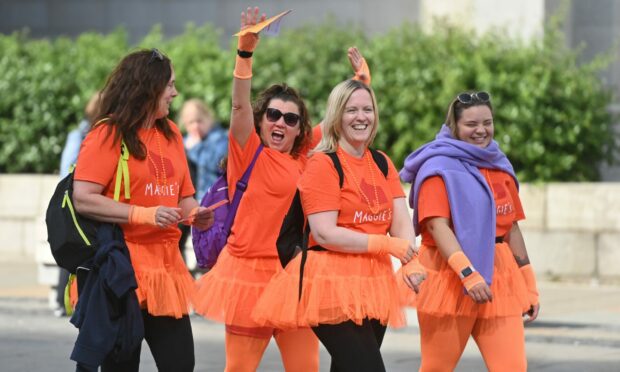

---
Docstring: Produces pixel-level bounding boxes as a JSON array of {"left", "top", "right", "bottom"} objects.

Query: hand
[
  {"left": 466, "top": 281, "right": 493, "bottom": 304},
  {"left": 154, "top": 206, "right": 182, "bottom": 228},
  {"left": 238, "top": 7, "right": 266, "bottom": 51},
  {"left": 348, "top": 46, "right": 371, "bottom": 85},
  {"left": 402, "top": 258, "right": 426, "bottom": 293},
  {"left": 523, "top": 303, "right": 540, "bottom": 323},
  {"left": 189, "top": 206, "right": 215, "bottom": 231}
]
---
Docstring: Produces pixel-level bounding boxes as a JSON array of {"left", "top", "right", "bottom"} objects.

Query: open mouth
[
  {"left": 352, "top": 124, "right": 369, "bottom": 131},
  {"left": 271, "top": 130, "right": 285, "bottom": 142}
]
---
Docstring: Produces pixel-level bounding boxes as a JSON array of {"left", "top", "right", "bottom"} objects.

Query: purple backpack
[{"left": 192, "top": 145, "right": 263, "bottom": 269}]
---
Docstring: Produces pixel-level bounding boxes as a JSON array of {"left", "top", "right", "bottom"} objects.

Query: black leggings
[
  {"left": 100, "top": 311, "right": 194, "bottom": 372},
  {"left": 312, "top": 318, "right": 387, "bottom": 372}
]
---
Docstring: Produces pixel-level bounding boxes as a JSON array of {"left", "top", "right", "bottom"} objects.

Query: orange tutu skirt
[
  {"left": 194, "top": 247, "right": 284, "bottom": 334},
  {"left": 252, "top": 251, "right": 406, "bottom": 329},
  {"left": 126, "top": 239, "right": 195, "bottom": 319},
  {"left": 416, "top": 242, "right": 531, "bottom": 318}
]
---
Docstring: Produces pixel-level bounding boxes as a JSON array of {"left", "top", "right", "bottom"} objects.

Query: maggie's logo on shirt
[
  {"left": 145, "top": 181, "right": 180, "bottom": 197},
  {"left": 353, "top": 209, "right": 392, "bottom": 224}
]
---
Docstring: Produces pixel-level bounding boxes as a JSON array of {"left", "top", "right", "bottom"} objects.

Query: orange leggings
[
  {"left": 224, "top": 328, "right": 319, "bottom": 372},
  {"left": 418, "top": 313, "right": 526, "bottom": 372}
]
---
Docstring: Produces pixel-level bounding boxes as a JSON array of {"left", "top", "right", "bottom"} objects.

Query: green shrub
[{"left": 0, "top": 20, "right": 616, "bottom": 181}]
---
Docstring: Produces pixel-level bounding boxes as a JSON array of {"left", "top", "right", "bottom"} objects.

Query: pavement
[{"left": 1, "top": 260, "right": 620, "bottom": 371}]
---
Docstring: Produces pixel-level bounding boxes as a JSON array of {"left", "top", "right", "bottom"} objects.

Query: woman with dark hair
[
  {"left": 73, "top": 48, "right": 213, "bottom": 371},
  {"left": 400, "top": 91, "right": 539, "bottom": 371},
  {"left": 193, "top": 7, "right": 373, "bottom": 371}
]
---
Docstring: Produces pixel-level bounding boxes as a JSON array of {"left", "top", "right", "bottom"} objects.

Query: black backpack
[
  {"left": 46, "top": 141, "right": 130, "bottom": 274},
  {"left": 276, "top": 149, "right": 388, "bottom": 298}
]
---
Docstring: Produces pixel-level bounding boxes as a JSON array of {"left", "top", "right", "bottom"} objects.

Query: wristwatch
[{"left": 459, "top": 266, "right": 475, "bottom": 279}]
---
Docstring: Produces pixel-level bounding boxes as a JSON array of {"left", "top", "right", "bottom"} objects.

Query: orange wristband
[
  {"left": 367, "top": 234, "right": 409, "bottom": 261},
  {"left": 233, "top": 55, "right": 253, "bottom": 79},
  {"left": 351, "top": 58, "right": 371, "bottom": 85},
  {"left": 447, "top": 251, "right": 485, "bottom": 290},
  {"left": 520, "top": 264, "right": 539, "bottom": 306},
  {"left": 128, "top": 205, "right": 158, "bottom": 226}
]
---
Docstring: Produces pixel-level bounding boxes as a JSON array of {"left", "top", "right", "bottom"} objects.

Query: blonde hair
[
  {"left": 312, "top": 80, "right": 379, "bottom": 155},
  {"left": 179, "top": 98, "right": 213, "bottom": 122}
]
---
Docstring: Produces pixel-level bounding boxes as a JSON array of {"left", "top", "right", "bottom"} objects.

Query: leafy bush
[{"left": 0, "top": 20, "right": 616, "bottom": 181}]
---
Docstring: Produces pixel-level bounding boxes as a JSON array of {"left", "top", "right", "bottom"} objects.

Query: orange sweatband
[
  {"left": 367, "top": 234, "right": 409, "bottom": 261},
  {"left": 402, "top": 256, "right": 425, "bottom": 277},
  {"left": 520, "top": 264, "right": 539, "bottom": 306},
  {"left": 447, "top": 251, "right": 485, "bottom": 291},
  {"left": 233, "top": 55, "right": 253, "bottom": 80},
  {"left": 351, "top": 58, "right": 371, "bottom": 85},
  {"left": 128, "top": 205, "right": 157, "bottom": 226}
]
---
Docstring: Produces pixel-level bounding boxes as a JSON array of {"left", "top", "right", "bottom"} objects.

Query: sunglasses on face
[
  {"left": 148, "top": 48, "right": 164, "bottom": 64},
  {"left": 265, "top": 108, "right": 300, "bottom": 127},
  {"left": 456, "top": 91, "right": 491, "bottom": 104}
]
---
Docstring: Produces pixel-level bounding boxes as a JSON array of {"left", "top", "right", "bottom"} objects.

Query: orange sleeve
[
  {"left": 507, "top": 177, "right": 525, "bottom": 221},
  {"left": 417, "top": 176, "right": 451, "bottom": 223},
  {"left": 74, "top": 124, "right": 119, "bottom": 190},
  {"left": 299, "top": 153, "right": 341, "bottom": 215},
  {"left": 382, "top": 151, "right": 405, "bottom": 199}
]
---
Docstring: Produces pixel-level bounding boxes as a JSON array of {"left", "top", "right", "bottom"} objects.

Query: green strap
[
  {"left": 114, "top": 140, "right": 131, "bottom": 201},
  {"left": 64, "top": 191, "right": 92, "bottom": 246},
  {"left": 64, "top": 274, "right": 75, "bottom": 315}
]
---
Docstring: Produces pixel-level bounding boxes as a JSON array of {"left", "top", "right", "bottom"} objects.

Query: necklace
[
  {"left": 337, "top": 148, "right": 381, "bottom": 214},
  {"left": 146, "top": 128, "right": 168, "bottom": 186}
]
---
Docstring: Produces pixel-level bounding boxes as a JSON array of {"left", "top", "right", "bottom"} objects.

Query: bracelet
[{"left": 237, "top": 49, "right": 253, "bottom": 59}]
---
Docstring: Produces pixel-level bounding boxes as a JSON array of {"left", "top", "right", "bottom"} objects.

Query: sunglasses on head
[
  {"left": 265, "top": 108, "right": 300, "bottom": 127},
  {"left": 148, "top": 48, "right": 164, "bottom": 64},
  {"left": 456, "top": 91, "right": 491, "bottom": 104}
]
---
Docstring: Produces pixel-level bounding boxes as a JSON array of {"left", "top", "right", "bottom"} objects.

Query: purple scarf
[{"left": 399, "top": 124, "right": 517, "bottom": 284}]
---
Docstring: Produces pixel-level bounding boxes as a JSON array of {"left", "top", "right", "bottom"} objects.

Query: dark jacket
[{"left": 69, "top": 224, "right": 144, "bottom": 370}]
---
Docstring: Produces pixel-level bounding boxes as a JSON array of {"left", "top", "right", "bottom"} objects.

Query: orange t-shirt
[
  {"left": 74, "top": 122, "right": 194, "bottom": 244},
  {"left": 225, "top": 125, "right": 322, "bottom": 258},
  {"left": 299, "top": 149, "right": 405, "bottom": 247},
  {"left": 417, "top": 169, "right": 525, "bottom": 247}
]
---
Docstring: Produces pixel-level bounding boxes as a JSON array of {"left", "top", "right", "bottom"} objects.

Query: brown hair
[
  {"left": 252, "top": 83, "right": 312, "bottom": 158},
  {"left": 93, "top": 49, "right": 175, "bottom": 159},
  {"left": 445, "top": 92, "right": 493, "bottom": 138}
]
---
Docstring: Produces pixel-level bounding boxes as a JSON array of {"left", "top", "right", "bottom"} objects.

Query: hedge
[{"left": 0, "top": 19, "right": 616, "bottom": 181}]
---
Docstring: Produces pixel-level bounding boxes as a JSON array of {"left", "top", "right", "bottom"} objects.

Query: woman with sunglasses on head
[
  {"left": 400, "top": 91, "right": 540, "bottom": 371},
  {"left": 253, "top": 79, "right": 426, "bottom": 372},
  {"left": 72, "top": 49, "right": 213, "bottom": 371},
  {"left": 192, "top": 7, "right": 373, "bottom": 371}
]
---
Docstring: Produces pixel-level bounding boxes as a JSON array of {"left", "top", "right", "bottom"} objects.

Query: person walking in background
[
  {"left": 399, "top": 91, "right": 540, "bottom": 371},
  {"left": 54, "top": 91, "right": 100, "bottom": 317},
  {"left": 177, "top": 98, "right": 228, "bottom": 260},
  {"left": 72, "top": 48, "right": 213, "bottom": 371},
  {"left": 253, "top": 79, "right": 426, "bottom": 372}
]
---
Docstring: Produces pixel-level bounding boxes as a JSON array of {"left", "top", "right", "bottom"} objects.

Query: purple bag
[{"left": 191, "top": 145, "right": 263, "bottom": 269}]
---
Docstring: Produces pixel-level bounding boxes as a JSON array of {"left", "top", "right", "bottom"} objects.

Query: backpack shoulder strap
[
  {"left": 114, "top": 139, "right": 131, "bottom": 201},
  {"left": 224, "top": 144, "right": 264, "bottom": 232},
  {"left": 325, "top": 152, "right": 344, "bottom": 188},
  {"left": 369, "top": 148, "right": 389, "bottom": 178}
]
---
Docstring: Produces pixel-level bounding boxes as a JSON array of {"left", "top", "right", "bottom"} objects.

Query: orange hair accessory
[
  {"left": 520, "top": 264, "right": 539, "bottom": 306},
  {"left": 367, "top": 234, "right": 410, "bottom": 261},
  {"left": 128, "top": 205, "right": 158, "bottom": 226}
]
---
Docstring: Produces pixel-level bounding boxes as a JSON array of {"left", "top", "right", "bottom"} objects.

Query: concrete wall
[{"left": 2, "top": 174, "right": 620, "bottom": 284}]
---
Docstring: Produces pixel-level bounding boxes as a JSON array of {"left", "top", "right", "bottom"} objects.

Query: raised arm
[
  {"left": 348, "top": 46, "right": 371, "bottom": 85},
  {"left": 230, "top": 7, "right": 266, "bottom": 148}
]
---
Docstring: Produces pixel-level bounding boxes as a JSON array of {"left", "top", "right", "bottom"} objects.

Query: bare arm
[
  {"left": 507, "top": 222, "right": 530, "bottom": 267},
  {"left": 307, "top": 211, "right": 369, "bottom": 254},
  {"left": 230, "top": 7, "right": 265, "bottom": 148},
  {"left": 389, "top": 197, "right": 416, "bottom": 249},
  {"left": 73, "top": 180, "right": 132, "bottom": 224}
]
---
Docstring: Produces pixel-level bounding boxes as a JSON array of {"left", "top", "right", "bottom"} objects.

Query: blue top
[
  {"left": 185, "top": 124, "right": 228, "bottom": 201},
  {"left": 60, "top": 119, "right": 90, "bottom": 178},
  {"left": 400, "top": 124, "right": 517, "bottom": 284}
]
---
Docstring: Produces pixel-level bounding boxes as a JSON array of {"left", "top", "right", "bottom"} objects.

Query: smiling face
[
  {"left": 156, "top": 65, "right": 178, "bottom": 119},
  {"left": 338, "top": 88, "right": 376, "bottom": 152},
  {"left": 455, "top": 105, "right": 494, "bottom": 148},
  {"left": 259, "top": 98, "right": 301, "bottom": 154}
]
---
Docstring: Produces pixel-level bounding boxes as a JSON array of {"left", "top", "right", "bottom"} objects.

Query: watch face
[{"left": 461, "top": 267, "right": 474, "bottom": 278}]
